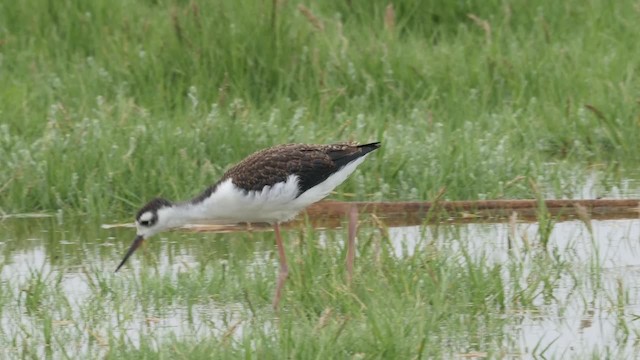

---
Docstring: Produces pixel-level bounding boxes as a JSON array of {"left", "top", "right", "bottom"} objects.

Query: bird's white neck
[
  {"left": 158, "top": 201, "right": 222, "bottom": 229},
  {"left": 159, "top": 178, "right": 307, "bottom": 227}
]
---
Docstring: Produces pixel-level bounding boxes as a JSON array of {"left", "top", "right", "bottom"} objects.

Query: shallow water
[
  {"left": 397, "top": 219, "right": 640, "bottom": 357},
  {"left": 2, "top": 213, "right": 640, "bottom": 358},
  {"left": 1, "top": 172, "right": 640, "bottom": 358},
  {"left": 0, "top": 219, "right": 251, "bottom": 358}
]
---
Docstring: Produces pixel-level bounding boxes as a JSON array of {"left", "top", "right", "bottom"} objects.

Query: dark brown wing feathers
[{"left": 191, "top": 142, "right": 380, "bottom": 203}]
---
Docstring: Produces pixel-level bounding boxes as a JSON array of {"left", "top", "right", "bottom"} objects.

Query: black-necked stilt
[{"left": 115, "top": 141, "right": 381, "bottom": 308}]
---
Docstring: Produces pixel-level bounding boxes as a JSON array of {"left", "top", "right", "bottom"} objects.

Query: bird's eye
[{"left": 139, "top": 220, "right": 151, "bottom": 227}]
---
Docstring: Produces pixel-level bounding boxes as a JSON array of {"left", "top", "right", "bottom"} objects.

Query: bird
[{"left": 115, "top": 141, "right": 381, "bottom": 309}]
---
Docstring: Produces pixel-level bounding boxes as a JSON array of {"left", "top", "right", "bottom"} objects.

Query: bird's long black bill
[{"left": 115, "top": 235, "right": 144, "bottom": 272}]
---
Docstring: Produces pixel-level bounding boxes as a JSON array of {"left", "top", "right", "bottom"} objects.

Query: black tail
[
  {"left": 357, "top": 141, "right": 381, "bottom": 155},
  {"left": 296, "top": 141, "right": 381, "bottom": 195},
  {"left": 329, "top": 141, "right": 381, "bottom": 169}
]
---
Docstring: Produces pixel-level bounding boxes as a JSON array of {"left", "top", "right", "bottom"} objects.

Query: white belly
[{"left": 191, "top": 155, "right": 368, "bottom": 224}]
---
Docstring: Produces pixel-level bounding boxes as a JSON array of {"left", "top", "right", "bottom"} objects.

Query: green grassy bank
[
  {"left": 2, "top": 1, "right": 640, "bottom": 357},
  {"left": 1, "top": 0, "right": 639, "bottom": 216}
]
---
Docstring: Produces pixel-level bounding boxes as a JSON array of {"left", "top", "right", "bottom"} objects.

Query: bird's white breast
[
  {"left": 186, "top": 154, "right": 369, "bottom": 224},
  {"left": 193, "top": 176, "right": 302, "bottom": 224}
]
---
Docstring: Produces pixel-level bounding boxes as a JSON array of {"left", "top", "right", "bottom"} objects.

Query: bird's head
[{"left": 115, "top": 197, "right": 174, "bottom": 272}]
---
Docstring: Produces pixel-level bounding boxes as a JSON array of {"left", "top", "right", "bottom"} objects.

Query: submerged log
[
  {"left": 306, "top": 199, "right": 640, "bottom": 221},
  {"left": 184, "top": 199, "right": 640, "bottom": 233}
]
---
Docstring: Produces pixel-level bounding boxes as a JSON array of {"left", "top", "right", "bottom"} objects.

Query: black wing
[
  {"left": 192, "top": 142, "right": 380, "bottom": 203},
  {"left": 294, "top": 142, "right": 380, "bottom": 194}
]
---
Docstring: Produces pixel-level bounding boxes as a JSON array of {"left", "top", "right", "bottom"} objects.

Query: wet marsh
[
  {"left": 2, "top": 194, "right": 640, "bottom": 358},
  {"left": 2, "top": 0, "right": 640, "bottom": 358}
]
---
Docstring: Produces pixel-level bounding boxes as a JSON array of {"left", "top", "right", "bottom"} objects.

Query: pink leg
[
  {"left": 272, "top": 222, "right": 289, "bottom": 310},
  {"left": 346, "top": 204, "right": 358, "bottom": 284}
]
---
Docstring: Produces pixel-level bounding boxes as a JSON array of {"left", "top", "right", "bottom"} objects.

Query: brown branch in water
[
  {"left": 101, "top": 199, "right": 640, "bottom": 232},
  {"left": 170, "top": 199, "right": 640, "bottom": 233}
]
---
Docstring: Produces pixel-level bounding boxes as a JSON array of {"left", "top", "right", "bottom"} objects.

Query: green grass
[
  {"left": 1, "top": 0, "right": 639, "bottom": 216},
  {"left": 1, "top": 0, "right": 640, "bottom": 358},
  {"left": 0, "top": 217, "right": 585, "bottom": 359},
  {"left": 2, "top": 216, "right": 638, "bottom": 358}
]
